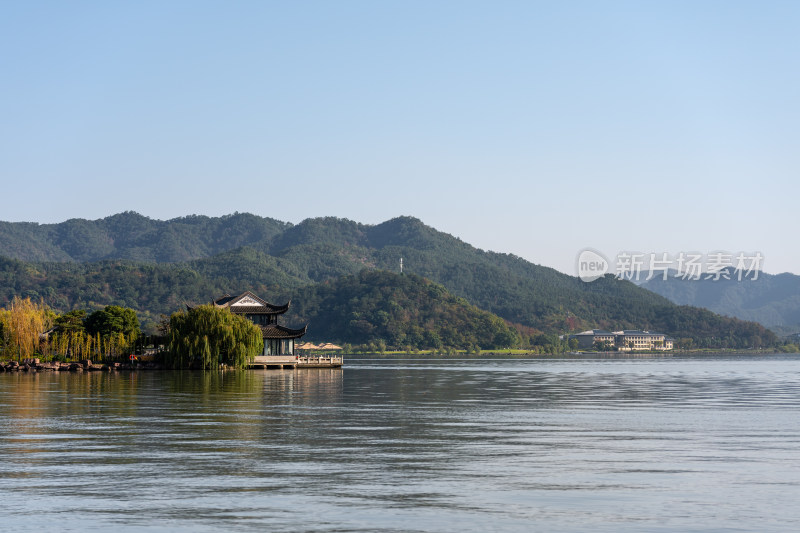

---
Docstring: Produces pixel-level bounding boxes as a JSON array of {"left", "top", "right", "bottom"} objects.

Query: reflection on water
[{"left": 2, "top": 356, "right": 800, "bottom": 532}]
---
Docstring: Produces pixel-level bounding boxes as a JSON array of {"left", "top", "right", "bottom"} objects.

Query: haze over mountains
[
  {"left": 0, "top": 212, "right": 779, "bottom": 348},
  {"left": 641, "top": 269, "right": 800, "bottom": 336}
]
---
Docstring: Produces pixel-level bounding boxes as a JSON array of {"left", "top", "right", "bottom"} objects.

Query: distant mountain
[
  {"left": 641, "top": 268, "right": 800, "bottom": 335},
  {"left": 0, "top": 213, "right": 780, "bottom": 348}
]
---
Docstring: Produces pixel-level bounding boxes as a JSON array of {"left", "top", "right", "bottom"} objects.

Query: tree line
[
  {"left": 0, "top": 297, "right": 141, "bottom": 362},
  {"left": 0, "top": 297, "right": 266, "bottom": 368}
]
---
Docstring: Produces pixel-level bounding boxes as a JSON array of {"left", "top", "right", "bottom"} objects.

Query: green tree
[
  {"left": 593, "top": 340, "right": 614, "bottom": 351},
  {"left": 166, "top": 305, "right": 263, "bottom": 369},
  {"left": 568, "top": 338, "right": 579, "bottom": 351},
  {"left": 54, "top": 310, "right": 87, "bottom": 334},
  {"left": 492, "top": 327, "right": 521, "bottom": 349},
  {"left": 85, "top": 305, "right": 140, "bottom": 340}
]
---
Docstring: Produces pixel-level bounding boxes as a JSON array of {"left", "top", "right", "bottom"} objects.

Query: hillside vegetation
[
  {"left": 0, "top": 213, "right": 780, "bottom": 349},
  {"left": 290, "top": 270, "right": 521, "bottom": 349}
]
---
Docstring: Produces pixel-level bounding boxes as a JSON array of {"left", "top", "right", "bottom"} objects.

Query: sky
[{"left": 1, "top": 1, "right": 798, "bottom": 275}]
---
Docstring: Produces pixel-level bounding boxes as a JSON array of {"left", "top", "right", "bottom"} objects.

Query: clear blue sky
[{"left": 1, "top": 1, "right": 798, "bottom": 275}]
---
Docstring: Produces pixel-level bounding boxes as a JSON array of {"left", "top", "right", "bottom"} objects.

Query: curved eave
[
  {"left": 259, "top": 324, "right": 307, "bottom": 339},
  {"left": 228, "top": 303, "right": 289, "bottom": 315}
]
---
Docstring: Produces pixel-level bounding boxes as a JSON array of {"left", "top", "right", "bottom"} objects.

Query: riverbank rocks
[{"left": 1, "top": 359, "right": 165, "bottom": 372}]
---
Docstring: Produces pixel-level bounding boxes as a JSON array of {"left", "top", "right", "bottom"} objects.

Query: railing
[
  {"left": 249, "top": 355, "right": 343, "bottom": 367},
  {"left": 297, "top": 356, "right": 343, "bottom": 365},
  {"left": 253, "top": 355, "right": 297, "bottom": 364}
]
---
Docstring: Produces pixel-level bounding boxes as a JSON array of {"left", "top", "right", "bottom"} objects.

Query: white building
[{"left": 569, "top": 329, "right": 674, "bottom": 351}]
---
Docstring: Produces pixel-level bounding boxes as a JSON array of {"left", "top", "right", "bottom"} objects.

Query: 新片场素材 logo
[
  {"left": 577, "top": 249, "right": 609, "bottom": 282},
  {"left": 575, "top": 249, "right": 764, "bottom": 282}
]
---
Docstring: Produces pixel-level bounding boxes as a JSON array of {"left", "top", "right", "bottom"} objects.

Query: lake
[{"left": 2, "top": 354, "right": 800, "bottom": 532}]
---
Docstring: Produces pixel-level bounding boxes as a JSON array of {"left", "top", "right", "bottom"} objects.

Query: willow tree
[
  {"left": 167, "top": 305, "right": 263, "bottom": 369},
  {"left": 0, "top": 297, "right": 54, "bottom": 360}
]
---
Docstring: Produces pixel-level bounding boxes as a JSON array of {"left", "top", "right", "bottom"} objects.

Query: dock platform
[{"left": 249, "top": 355, "right": 343, "bottom": 369}]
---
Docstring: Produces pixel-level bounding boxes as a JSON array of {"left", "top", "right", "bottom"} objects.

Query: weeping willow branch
[{"left": 166, "top": 305, "right": 263, "bottom": 369}]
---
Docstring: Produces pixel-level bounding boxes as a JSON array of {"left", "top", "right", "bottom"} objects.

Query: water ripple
[{"left": 1, "top": 355, "right": 800, "bottom": 532}]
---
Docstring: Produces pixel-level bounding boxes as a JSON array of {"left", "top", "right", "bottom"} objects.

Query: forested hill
[
  {"left": 0, "top": 212, "right": 680, "bottom": 331},
  {"left": 291, "top": 271, "right": 521, "bottom": 349},
  {"left": 0, "top": 212, "right": 290, "bottom": 262},
  {"left": 0, "top": 213, "right": 780, "bottom": 348}
]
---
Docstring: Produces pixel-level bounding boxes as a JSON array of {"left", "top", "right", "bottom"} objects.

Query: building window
[{"left": 264, "top": 339, "right": 294, "bottom": 355}]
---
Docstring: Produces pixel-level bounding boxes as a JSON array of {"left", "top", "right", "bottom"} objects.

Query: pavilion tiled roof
[
  {"left": 213, "top": 291, "right": 289, "bottom": 314},
  {"left": 228, "top": 304, "right": 290, "bottom": 314},
  {"left": 259, "top": 324, "right": 308, "bottom": 339}
]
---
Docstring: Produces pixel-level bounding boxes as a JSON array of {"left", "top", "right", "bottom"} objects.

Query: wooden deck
[{"left": 249, "top": 355, "right": 343, "bottom": 369}]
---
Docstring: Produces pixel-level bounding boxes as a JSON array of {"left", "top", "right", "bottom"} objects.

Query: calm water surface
[{"left": 2, "top": 355, "right": 800, "bottom": 532}]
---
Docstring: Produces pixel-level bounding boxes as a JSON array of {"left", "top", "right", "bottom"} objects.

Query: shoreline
[
  {"left": 2, "top": 349, "right": 795, "bottom": 373},
  {"left": 0, "top": 360, "right": 156, "bottom": 373},
  {"left": 0, "top": 357, "right": 343, "bottom": 373}
]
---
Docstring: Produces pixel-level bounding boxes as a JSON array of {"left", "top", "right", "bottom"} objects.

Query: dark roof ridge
[
  {"left": 213, "top": 291, "right": 290, "bottom": 313},
  {"left": 259, "top": 324, "right": 308, "bottom": 339}
]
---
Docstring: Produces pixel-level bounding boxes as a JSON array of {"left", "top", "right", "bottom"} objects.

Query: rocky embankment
[{"left": 0, "top": 358, "right": 162, "bottom": 373}]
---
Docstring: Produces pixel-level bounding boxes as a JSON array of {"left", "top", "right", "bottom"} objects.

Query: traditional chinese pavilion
[{"left": 213, "top": 291, "right": 307, "bottom": 356}]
